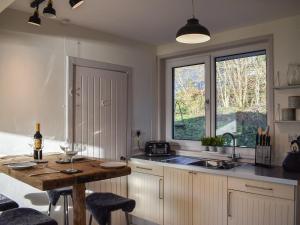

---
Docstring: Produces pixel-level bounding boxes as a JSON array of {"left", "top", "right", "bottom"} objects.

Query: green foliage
[
  {"left": 215, "top": 136, "right": 225, "bottom": 146},
  {"left": 200, "top": 137, "right": 224, "bottom": 146},
  {"left": 200, "top": 137, "right": 211, "bottom": 146}
]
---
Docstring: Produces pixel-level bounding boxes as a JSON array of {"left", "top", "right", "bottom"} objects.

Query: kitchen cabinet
[
  {"left": 164, "top": 167, "right": 193, "bottom": 225},
  {"left": 128, "top": 163, "right": 163, "bottom": 225},
  {"left": 129, "top": 159, "right": 299, "bottom": 225},
  {"left": 228, "top": 190, "right": 294, "bottom": 225},
  {"left": 193, "top": 172, "right": 227, "bottom": 225},
  {"left": 164, "top": 167, "right": 227, "bottom": 225},
  {"left": 228, "top": 177, "right": 295, "bottom": 225}
]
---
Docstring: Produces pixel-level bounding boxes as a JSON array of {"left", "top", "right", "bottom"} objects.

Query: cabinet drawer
[
  {"left": 228, "top": 177, "right": 295, "bottom": 200},
  {"left": 129, "top": 161, "right": 163, "bottom": 176}
]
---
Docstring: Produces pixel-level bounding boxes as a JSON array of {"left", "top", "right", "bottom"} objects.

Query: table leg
[{"left": 73, "top": 183, "right": 86, "bottom": 225}]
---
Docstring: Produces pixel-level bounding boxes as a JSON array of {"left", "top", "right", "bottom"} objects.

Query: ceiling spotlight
[
  {"left": 69, "top": 0, "right": 84, "bottom": 9},
  {"left": 28, "top": 6, "right": 41, "bottom": 26},
  {"left": 176, "top": 0, "right": 210, "bottom": 44},
  {"left": 43, "top": 0, "right": 56, "bottom": 19}
]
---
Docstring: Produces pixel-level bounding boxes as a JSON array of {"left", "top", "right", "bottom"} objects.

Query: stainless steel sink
[
  {"left": 160, "top": 156, "right": 240, "bottom": 170},
  {"left": 160, "top": 156, "right": 201, "bottom": 165},
  {"left": 188, "top": 159, "right": 240, "bottom": 170}
]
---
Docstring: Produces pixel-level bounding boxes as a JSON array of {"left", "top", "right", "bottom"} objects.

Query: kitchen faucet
[{"left": 222, "top": 132, "right": 240, "bottom": 162}]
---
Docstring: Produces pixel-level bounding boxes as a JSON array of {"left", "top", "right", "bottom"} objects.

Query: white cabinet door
[
  {"left": 128, "top": 171, "right": 163, "bottom": 225},
  {"left": 164, "top": 167, "right": 193, "bottom": 225},
  {"left": 228, "top": 190, "right": 294, "bottom": 225},
  {"left": 193, "top": 172, "right": 227, "bottom": 225}
]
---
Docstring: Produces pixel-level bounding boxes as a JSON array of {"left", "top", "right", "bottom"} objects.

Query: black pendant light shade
[
  {"left": 28, "top": 7, "right": 41, "bottom": 26},
  {"left": 176, "top": 18, "right": 210, "bottom": 44},
  {"left": 69, "top": 0, "right": 84, "bottom": 9},
  {"left": 43, "top": 0, "right": 56, "bottom": 19}
]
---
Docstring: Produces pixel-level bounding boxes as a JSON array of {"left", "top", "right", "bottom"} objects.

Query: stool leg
[
  {"left": 107, "top": 213, "right": 112, "bottom": 225},
  {"left": 125, "top": 212, "right": 130, "bottom": 225},
  {"left": 64, "top": 195, "right": 69, "bottom": 225},
  {"left": 89, "top": 215, "right": 92, "bottom": 225},
  {"left": 48, "top": 203, "right": 52, "bottom": 216},
  {"left": 66, "top": 196, "right": 69, "bottom": 225}
]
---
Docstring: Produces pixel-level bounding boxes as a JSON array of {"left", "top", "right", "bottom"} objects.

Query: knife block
[{"left": 255, "top": 145, "right": 272, "bottom": 168}]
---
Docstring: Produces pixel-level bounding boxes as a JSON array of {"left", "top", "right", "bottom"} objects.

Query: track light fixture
[
  {"left": 28, "top": 5, "right": 41, "bottom": 26},
  {"left": 43, "top": 0, "right": 56, "bottom": 19},
  {"left": 69, "top": 0, "right": 84, "bottom": 9},
  {"left": 28, "top": 0, "right": 85, "bottom": 26}
]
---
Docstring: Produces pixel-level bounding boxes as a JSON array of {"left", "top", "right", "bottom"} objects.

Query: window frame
[
  {"left": 165, "top": 54, "right": 211, "bottom": 150},
  {"left": 210, "top": 43, "right": 273, "bottom": 143},
  {"left": 164, "top": 41, "right": 273, "bottom": 151}
]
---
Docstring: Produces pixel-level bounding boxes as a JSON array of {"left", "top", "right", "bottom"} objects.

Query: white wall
[
  {"left": 157, "top": 14, "right": 300, "bottom": 165},
  {"left": 0, "top": 8, "right": 156, "bottom": 225},
  {"left": 0, "top": 9, "right": 156, "bottom": 155}
]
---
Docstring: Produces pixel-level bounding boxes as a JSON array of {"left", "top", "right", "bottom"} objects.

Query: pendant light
[
  {"left": 176, "top": 0, "right": 210, "bottom": 44},
  {"left": 43, "top": 0, "right": 56, "bottom": 19},
  {"left": 28, "top": 5, "right": 41, "bottom": 26},
  {"left": 69, "top": 0, "right": 84, "bottom": 9}
]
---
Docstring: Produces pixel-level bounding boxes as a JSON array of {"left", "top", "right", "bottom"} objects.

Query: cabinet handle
[
  {"left": 245, "top": 184, "right": 273, "bottom": 191},
  {"left": 136, "top": 166, "right": 152, "bottom": 171},
  {"left": 188, "top": 171, "right": 197, "bottom": 175},
  {"left": 228, "top": 191, "right": 232, "bottom": 217},
  {"left": 159, "top": 178, "right": 164, "bottom": 199}
]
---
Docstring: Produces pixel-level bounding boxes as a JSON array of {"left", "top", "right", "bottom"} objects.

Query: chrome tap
[{"left": 222, "top": 133, "right": 240, "bottom": 162}]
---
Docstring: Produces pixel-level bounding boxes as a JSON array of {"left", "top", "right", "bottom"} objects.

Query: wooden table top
[{"left": 0, "top": 154, "right": 131, "bottom": 190}]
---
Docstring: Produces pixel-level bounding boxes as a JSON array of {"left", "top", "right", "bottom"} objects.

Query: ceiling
[{"left": 9, "top": 0, "right": 300, "bottom": 45}]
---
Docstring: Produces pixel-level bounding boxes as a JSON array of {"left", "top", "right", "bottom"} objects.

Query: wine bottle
[{"left": 33, "top": 123, "right": 43, "bottom": 160}]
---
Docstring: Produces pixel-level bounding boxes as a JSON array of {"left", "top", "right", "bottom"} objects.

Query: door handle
[
  {"left": 136, "top": 166, "right": 152, "bottom": 171},
  {"left": 159, "top": 178, "right": 164, "bottom": 199},
  {"left": 228, "top": 191, "right": 232, "bottom": 217}
]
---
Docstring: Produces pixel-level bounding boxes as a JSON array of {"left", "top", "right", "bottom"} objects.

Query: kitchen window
[
  {"left": 165, "top": 42, "right": 272, "bottom": 150},
  {"left": 215, "top": 50, "right": 267, "bottom": 148},
  {"left": 172, "top": 64, "right": 206, "bottom": 141}
]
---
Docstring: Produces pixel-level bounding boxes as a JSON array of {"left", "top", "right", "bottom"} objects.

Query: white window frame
[
  {"left": 165, "top": 41, "right": 273, "bottom": 151},
  {"left": 165, "top": 54, "right": 211, "bottom": 150},
  {"left": 211, "top": 42, "right": 273, "bottom": 140}
]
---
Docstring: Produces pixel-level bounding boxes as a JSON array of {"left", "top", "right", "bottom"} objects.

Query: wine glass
[{"left": 60, "top": 141, "right": 83, "bottom": 173}]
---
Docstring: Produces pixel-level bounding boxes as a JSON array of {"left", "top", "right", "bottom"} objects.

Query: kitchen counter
[{"left": 130, "top": 154, "right": 300, "bottom": 186}]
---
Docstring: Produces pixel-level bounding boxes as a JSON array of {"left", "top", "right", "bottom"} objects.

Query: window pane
[
  {"left": 216, "top": 51, "right": 267, "bottom": 148},
  {"left": 173, "top": 64, "right": 206, "bottom": 140}
]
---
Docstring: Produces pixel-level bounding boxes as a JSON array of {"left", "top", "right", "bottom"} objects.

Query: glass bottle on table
[{"left": 33, "top": 123, "right": 43, "bottom": 160}]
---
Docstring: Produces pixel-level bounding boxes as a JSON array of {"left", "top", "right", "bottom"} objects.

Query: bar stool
[
  {"left": 86, "top": 193, "right": 136, "bottom": 225},
  {"left": 0, "top": 194, "right": 18, "bottom": 212},
  {"left": 0, "top": 208, "right": 58, "bottom": 225},
  {"left": 46, "top": 188, "right": 72, "bottom": 225}
]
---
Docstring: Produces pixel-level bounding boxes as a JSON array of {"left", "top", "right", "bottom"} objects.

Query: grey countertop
[{"left": 130, "top": 155, "right": 300, "bottom": 186}]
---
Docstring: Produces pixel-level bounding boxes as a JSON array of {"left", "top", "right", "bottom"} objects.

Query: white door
[
  {"left": 72, "top": 65, "right": 128, "bottom": 225},
  {"left": 73, "top": 65, "right": 128, "bottom": 160}
]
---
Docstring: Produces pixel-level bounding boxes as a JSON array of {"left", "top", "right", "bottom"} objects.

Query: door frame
[{"left": 66, "top": 56, "right": 133, "bottom": 157}]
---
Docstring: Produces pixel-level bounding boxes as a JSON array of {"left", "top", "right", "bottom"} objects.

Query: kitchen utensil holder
[{"left": 255, "top": 145, "right": 272, "bottom": 168}]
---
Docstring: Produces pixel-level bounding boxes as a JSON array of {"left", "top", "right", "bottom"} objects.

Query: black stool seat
[
  {"left": 47, "top": 188, "right": 72, "bottom": 206},
  {"left": 86, "top": 193, "right": 135, "bottom": 225},
  {"left": 0, "top": 208, "right": 58, "bottom": 225},
  {"left": 0, "top": 194, "right": 18, "bottom": 211}
]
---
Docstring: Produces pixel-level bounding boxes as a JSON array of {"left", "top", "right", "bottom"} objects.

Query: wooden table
[{"left": 0, "top": 155, "right": 131, "bottom": 225}]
